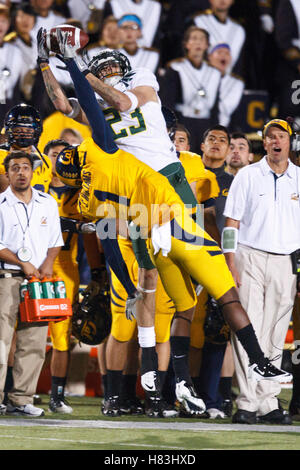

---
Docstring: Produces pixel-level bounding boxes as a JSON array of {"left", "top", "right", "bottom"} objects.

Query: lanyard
[{"left": 13, "top": 201, "right": 34, "bottom": 248}]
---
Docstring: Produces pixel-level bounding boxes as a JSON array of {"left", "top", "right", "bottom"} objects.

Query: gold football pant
[
  {"left": 149, "top": 214, "right": 235, "bottom": 313},
  {"left": 110, "top": 238, "right": 175, "bottom": 343}
]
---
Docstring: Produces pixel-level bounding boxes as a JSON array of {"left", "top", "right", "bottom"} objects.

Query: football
[{"left": 45, "top": 25, "right": 89, "bottom": 54}]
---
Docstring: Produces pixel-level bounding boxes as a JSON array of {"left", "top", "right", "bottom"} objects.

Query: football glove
[
  {"left": 56, "top": 28, "right": 89, "bottom": 74},
  {"left": 37, "top": 27, "right": 49, "bottom": 64},
  {"left": 125, "top": 289, "right": 143, "bottom": 321}
]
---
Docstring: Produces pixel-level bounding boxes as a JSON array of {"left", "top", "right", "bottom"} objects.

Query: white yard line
[
  {"left": 0, "top": 433, "right": 183, "bottom": 450},
  {"left": 0, "top": 418, "right": 300, "bottom": 433}
]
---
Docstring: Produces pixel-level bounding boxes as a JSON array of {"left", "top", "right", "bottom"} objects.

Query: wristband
[
  {"left": 40, "top": 65, "right": 50, "bottom": 72},
  {"left": 221, "top": 227, "right": 238, "bottom": 253},
  {"left": 66, "top": 97, "right": 80, "bottom": 118},
  {"left": 124, "top": 91, "right": 139, "bottom": 112},
  {"left": 137, "top": 283, "right": 156, "bottom": 294}
]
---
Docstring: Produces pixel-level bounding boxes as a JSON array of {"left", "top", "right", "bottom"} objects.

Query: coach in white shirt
[
  {"left": 223, "top": 119, "right": 300, "bottom": 425},
  {"left": 0, "top": 150, "right": 63, "bottom": 417}
]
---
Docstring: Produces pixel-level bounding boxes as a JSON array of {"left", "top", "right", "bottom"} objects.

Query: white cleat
[
  {"left": 141, "top": 371, "right": 159, "bottom": 395},
  {"left": 48, "top": 398, "right": 73, "bottom": 414},
  {"left": 248, "top": 362, "right": 292, "bottom": 383},
  {"left": 175, "top": 380, "right": 206, "bottom": 416}
]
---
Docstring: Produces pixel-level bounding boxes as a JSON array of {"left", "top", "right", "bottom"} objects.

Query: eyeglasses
[{"left": 120, "top": 24, "right": 140, "bottom": 30}]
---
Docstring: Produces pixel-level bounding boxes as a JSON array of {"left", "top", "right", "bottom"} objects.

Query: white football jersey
[{"left": 98, "top": 67, "right": 178, "bottom": 172}]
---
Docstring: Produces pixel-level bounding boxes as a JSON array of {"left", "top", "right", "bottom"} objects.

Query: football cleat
[
  {"left": 221, "top": 399, "right": 233, "bottom": 418},
  {"left": 0, "top": 404, "right": 7, "bottom": 415},
  {"left": 102, "top": 396, "right": 122, "bottom": 417},
  {"left": 48, "top": 397, "right": 73, "bottom": 414},
  {"left": 145, "top": 396, "right": 179, "bottom": 418},
  {"left": 248, "top": 362, "right": 292, "bottom": 383},
  {"left": 175, "top": 380, "right": 206, "bottom": 416},
  {"left": 206, "top": 408, "right": 225, "bottom": 419},
  {"left": 120, "top": 397, "right": 144, "bottom": 415},
  {"left": 141, "top": 371, "right": 159, "bottom": 397},
  {"left": 6, "top": 402, "right": 44, "bottom": 417}
]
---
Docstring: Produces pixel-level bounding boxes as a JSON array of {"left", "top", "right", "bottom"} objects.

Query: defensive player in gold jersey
[
  {"left": 53, "top": 56, "right": 292, "bottom": 416},
  {"left": 0, "top": 104, "right": 52, "bottom": 193},
  {"left": 44, "top": 139, "right": 81, "bottom": 414}
]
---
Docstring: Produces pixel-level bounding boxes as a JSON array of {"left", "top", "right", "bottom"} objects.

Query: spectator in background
[
  {"left": 86, "top": 15, "right": 121, "bottom": 62},
  {"left": 161, "top": 0, "right": 210, "bottom": 64},
  {"left": 160, "top": 26, "right": 221, "bottom": 154},
  {"left": 208, "top": 43, "right": 245, "bottom": 130},
  {"left": 226, "top": 132, "right": 254, "bottom": 176},
  {"left": 191, "top": 0, "right": 246, "bottom": 76},
  {"left": 67, "top": 0, "right": 106, "bottom": 36},
  {"left": 5, "top": 3, "right": 38, "bottom": 103},
  {"left": 117, "top": 14, "right": 160, "bottom": 75},
  {"left": 274, "top": 0, "right": 300, "bottom": 123},
  {"left": 103, "top": 0, "right": 163, "bottom": 49},
  {"left": 0, "top": 5, "right": 24, "bottom": 124},
  {"left": 30, "top": 0, "right": 66, "bottom": 39}
]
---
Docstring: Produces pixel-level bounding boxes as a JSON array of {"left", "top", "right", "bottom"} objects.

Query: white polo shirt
[
  {"left": 223, "top": 156, "right": 300, "bottom": 254},
  {"left": 0, "top": 186, "right": 64, "bottom": 270}
]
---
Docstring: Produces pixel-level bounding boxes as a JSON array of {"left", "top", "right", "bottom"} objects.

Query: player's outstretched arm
[
  {"left": 37, "top": 28, "right": 88, "bottom": 124},
  {"left": 65, "top": 59, "right": 118, "bottom": 154}
]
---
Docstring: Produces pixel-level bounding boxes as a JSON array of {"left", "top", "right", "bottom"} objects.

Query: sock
[
  {"left": 235, "top": 324, "right": 267, "bottom": 368},
  {"left": 4, "top": 366, "right": 13, "bottom": 393},
  {"left": 140, "top": 347, "right": 158, "bottom": 376},
  {"left": 120, "top": 374, "right": 137, "bottom": 400},
  {"left": 192, "top": 376, "right": 201, "bottom": 395},
  {"left": 170, "top": 336, "right": 191, "bottom": 384},
  {"left": 106, "top": 369, "right": 123, "bottom": 398},
  {"left": 219, "top": 376, "right": 232, "bottom": 401},
  {"left": 158, "top": 370, "right": 167, "bottom": 392},
  {"left": 102, "top": 374, "right": 108, "bottom": 400},
  {"left": 51, "top": 376, "right": 66, "bottom": 400}
]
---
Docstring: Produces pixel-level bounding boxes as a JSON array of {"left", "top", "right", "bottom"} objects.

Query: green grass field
[{"left": 0, "top": 389, "right": 300, "bottom": 451}]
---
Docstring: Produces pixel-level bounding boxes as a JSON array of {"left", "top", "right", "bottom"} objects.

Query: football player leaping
[{"left": 41, "top": 34, "right": 292, "bottom": 416}]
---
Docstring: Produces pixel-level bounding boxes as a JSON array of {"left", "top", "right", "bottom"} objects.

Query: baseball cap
[{"left": 262, "top": 119, "right": 292, "bottom": 137}]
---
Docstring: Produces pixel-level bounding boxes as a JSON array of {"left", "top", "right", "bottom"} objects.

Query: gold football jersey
[{"left": 178, "top": 151, "right": 220, "bottom": 202}]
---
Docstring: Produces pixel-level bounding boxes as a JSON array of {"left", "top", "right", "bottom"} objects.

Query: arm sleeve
[{"left": 66, "top": 59, "right": 118, "bottom": 154}]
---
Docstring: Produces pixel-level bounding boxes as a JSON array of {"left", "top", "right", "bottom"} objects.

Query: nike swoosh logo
[{"left": 145, "top": 385, "right": 154, "bottom": 390}]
